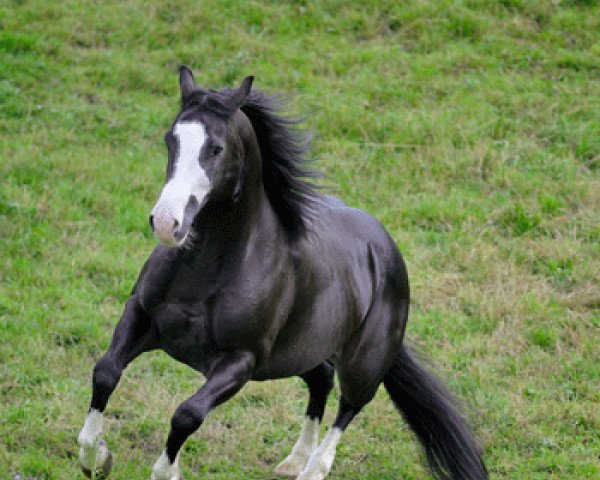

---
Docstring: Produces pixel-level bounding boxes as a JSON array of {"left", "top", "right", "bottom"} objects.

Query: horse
[{"left": 77, "top": 66, "right": 487, "bottom": 480}]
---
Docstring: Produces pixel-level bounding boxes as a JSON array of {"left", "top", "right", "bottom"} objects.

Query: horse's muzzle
[{"left": 150, "top": 195, "right": 201, "bottom": 247}]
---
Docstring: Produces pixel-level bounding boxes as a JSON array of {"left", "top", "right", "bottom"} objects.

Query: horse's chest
[
  {"left": 151, "top": 302, "right": 218, "bottom": 372},
  {"left": 154, "top": 303, "right": 203, "bottom": 341}
]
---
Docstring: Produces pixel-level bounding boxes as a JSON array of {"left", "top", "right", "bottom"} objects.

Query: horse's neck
[
  {"left": 189, "top": 117, "right": 285, "bottom": 264},
  {"left": 189, "top": 160, "right": 282, "bottom": 263}
]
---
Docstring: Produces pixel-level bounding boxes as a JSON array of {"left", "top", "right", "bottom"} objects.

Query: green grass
[{"left": 1, "top": 0, "right": 599, "bottom": 478}]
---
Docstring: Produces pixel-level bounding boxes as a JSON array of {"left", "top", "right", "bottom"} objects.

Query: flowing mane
[{"left": 240, "top": 91, "right": 320, "bottom": 239}]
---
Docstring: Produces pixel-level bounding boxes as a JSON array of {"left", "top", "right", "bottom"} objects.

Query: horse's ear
[
  {"left": 179, "top": 65, "right": 196, "bottom": 99},
  {"left": 230, "top": 76, "right": 254, "bottom": 109}
]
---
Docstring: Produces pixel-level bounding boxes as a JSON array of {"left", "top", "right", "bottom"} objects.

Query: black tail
[{"left": 383, "top": 345, "right": 487, "bottom": 480}]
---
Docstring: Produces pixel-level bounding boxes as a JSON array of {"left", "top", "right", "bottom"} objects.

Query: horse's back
[
  {"left": 316, "top": 195, "right": 409, "bottom": 316},
  {"left": 312, "top": 194, "right": 404, "bottom": 270}
]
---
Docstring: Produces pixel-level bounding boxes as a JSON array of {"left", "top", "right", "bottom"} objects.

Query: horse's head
[{"left": 150, "top": 66, "right": 253, "bottom": 247}]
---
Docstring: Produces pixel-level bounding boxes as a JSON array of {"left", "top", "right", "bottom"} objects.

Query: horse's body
[
  {"left": 136, "top": 194, "right": 406, "bottom": 388},
  {"left": 77, "top": 67, "right": 487, "bottom": 480}
]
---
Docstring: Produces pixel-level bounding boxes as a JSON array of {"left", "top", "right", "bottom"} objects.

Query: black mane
[
  {"left": 180, "top": 87, "right": 320, "bottom": 238},
  {"left": 240, "top": 91, "right": 320, "bottom": 239}
]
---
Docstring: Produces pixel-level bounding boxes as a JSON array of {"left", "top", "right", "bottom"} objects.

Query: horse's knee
[
  {"left": 164, "top": 402, "right": 207, "bottom": 462},
  {"left": 91, "top": 357, "right": 122, "bottom": 409},
  {"left": 171, "top": 402, "right": 205, "bottom": 437}
]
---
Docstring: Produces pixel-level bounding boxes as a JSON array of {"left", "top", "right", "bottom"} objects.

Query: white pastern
[
  {"left": 78, "top": 409, "right": 103, "bottom": 448},
  {"left": 296, "top": 427, "right": 343, "bottom": 480},
  {"left": 275, "top": 416, "right": 320, "bottom": 477},
  {"left": 152, "top": 121, "right": 210, "bottom": 246},
  {"left": 78, "top": 409, "right": 111, "bottom": 472},
  {"left": 151, "top": 450, "right": 181, "bottom": 480}
]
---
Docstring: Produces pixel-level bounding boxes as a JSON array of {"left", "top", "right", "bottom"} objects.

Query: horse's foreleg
[
  {"left": 78, "top": 297, "right": 156, "bottom": 478},
  {"left": 151, "top": 350, "right": 256, "bottom": 480},
  {"left": 275, "top": 362, "right": 334, "bottom": 477},
  {"left": 295, "top": 396, "right": 362, "bottom": 480}
]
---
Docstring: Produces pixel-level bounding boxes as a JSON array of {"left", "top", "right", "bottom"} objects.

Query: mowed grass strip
[{"left": 1, "top": 1, "right": 598, "bottom": 479}]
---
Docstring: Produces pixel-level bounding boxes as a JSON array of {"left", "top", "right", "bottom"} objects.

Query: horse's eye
[{"left": 212, "top": 146, "right": 223, "bottom": 156}]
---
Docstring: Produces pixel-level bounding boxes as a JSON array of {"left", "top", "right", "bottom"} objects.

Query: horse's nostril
[
  {"left": 149, "top": 215, "right": 155, "bottom": 231},
  {"left": 173, "top": 219, "right": 180, "bottom": 230}
]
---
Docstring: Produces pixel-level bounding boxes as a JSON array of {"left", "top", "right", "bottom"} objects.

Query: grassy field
[{"left": 1, "top": 0, "right": 599, "bottom": 478}]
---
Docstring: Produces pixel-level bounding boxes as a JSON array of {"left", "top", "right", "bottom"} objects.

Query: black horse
[{"left": 77, "top": 67, "right": 487, "bottom": 480}]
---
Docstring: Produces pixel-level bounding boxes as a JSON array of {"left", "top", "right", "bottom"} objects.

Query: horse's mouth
[{"left": 151, "top": 194, "right": 203, "bottom": 248}]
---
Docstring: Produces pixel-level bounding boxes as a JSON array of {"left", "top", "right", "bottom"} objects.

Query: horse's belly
[
  {"left": 252, "top": 345, "right": 339, "bottom": 380},
  {"left": 252, "top": 302, "right": 355, "bottom": 380}
]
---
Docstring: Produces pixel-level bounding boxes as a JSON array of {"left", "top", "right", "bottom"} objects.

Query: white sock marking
[
  {"left": 275, "top": 416, "right": 320, "bottom": 476},
  {"left": 152, "top": 450, "right": 181, "bottom": 480},
  {"left": 78, "top": 409, "right": 103, "bottom": 448},
  {"left": 78, "top": 409, "right": 110, "bottom": 471},
  {"left": 297, "top": 427, "right": 343, "bottom": 480}
]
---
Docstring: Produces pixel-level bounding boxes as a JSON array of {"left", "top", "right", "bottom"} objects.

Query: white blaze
[{"left": 152, "top": 121, "right": 210, "bottom": 246}]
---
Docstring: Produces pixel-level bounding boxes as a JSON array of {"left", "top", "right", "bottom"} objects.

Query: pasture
[{"left": 1, "top": 1, "right": 598, "bottom": 479}]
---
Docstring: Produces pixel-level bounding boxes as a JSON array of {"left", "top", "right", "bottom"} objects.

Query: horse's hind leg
[
  {"left": 275, "top": 362, "right": 334, "bottom": 477},
  {"left": 296, "top": 294, "right": 406, "bottom": 480},
  {"left": 295, "top": 396, "right": 363, "bottom": 480},
  {"left": 293, "top": 357, "right": 383, "bottom": 480},
  {"left": 77, "top": 297, "right": 156, "bottom": 478}
]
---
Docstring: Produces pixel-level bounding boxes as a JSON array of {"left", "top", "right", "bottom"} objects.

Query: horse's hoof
[
  {"left": 275, "top": 454, "right": 309, "bottom": 477},
  {"left": 150, "top": 451, "right": 183, "bottom": 480},
  {"left": 295, "top": 456, "right": 329, "bottom": 480},
  {"left": 80, "top": 442, "right": 112, "bottom": 479}
]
